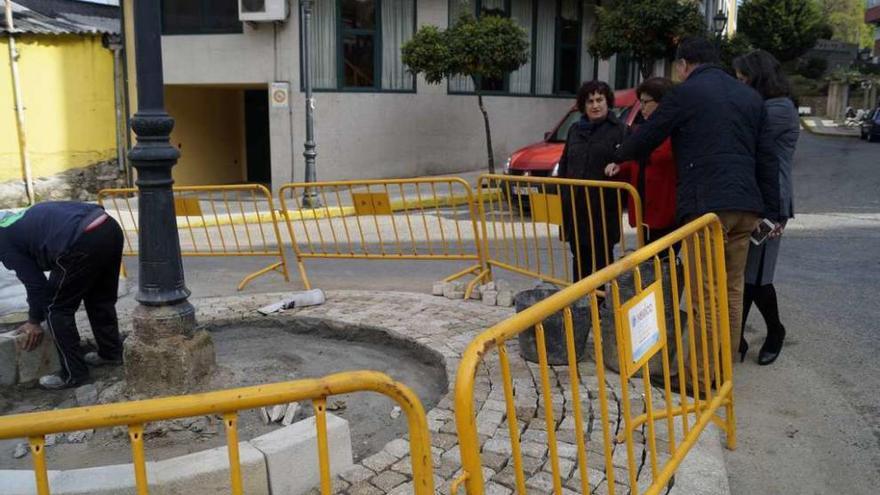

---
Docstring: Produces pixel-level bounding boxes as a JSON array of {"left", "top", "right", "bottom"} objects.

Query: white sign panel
[
  {"left": 271, "top": 82, "right": 289, "bottom": 108},
  {"left": 627, "top": 288, "right": 662, "bottom": 364}
]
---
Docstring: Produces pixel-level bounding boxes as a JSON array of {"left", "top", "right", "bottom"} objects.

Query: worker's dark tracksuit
[{"left": 0, "top": 202, "right": 124, "bottom": 385}]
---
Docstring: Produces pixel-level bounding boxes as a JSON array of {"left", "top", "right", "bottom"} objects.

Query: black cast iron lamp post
[
  {"left": 123, "top": 0, "right": 214, "bottom": 394},
  {"left": 301, "top": 0, "right": 320, "bottom": 208}
]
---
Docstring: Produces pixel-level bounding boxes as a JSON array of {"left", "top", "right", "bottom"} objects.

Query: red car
[{"left": 503, "top": 89, "right": 641, "bottom": 178}]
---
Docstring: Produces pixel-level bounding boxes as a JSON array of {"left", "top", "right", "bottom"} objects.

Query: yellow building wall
[
  {"left": 0, "top": 34, "right": 117, "bottom": 182},
  {"left": 164, "top": 86, "right": 245, "bottom": 186}
]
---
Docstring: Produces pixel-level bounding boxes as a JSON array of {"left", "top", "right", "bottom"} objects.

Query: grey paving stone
[
  {"left": 362, "top": 450, "right": 398, "bottom": 472},
  {"left": 525, "top": 471, "right": 557, "bottom": 493},
  {"left": 347, "top": 481, "right": 383, "bottom": 495},
  {"left": 340, "top": 465, "right": 375, "bottom": 484},
  {"left": 390, "top": 456, "right": 412, "bottom": 476},
  {"left": 520, "top": 441, "right": 548, "bottom": 459},
  {"left": 383, "top": 439, "right": 410, "bottom": 459},
  {"left": 370, "top": 470, "right": 408, "bottom": 492}
]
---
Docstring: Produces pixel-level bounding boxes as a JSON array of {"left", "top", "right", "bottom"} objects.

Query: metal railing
[
  {"left": 278, "top": 178, "right": 487, "bottom": 290},
  {"left": 474, "top": 175, "right": 644, "bottom": 294},
  {"left": 98, "top": 184, "right": 290, "bottom": 290},
  {"left": 0, "top": 371, "right": 434, "bottom": 495},
  {"left": 454, "top": 213, "right": 735, "bottom": 495}
]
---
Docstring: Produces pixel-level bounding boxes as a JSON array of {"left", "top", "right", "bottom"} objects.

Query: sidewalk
[{"left": 800, "top": 117, "right": 859, "bottom": 138}]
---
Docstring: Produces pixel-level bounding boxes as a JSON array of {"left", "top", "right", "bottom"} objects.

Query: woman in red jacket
[{"left": 605, "top": 77, "right": 678, "bottom": 245}]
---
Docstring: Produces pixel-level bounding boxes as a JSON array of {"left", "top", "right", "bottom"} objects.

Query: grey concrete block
[
  {"left": 152, "top": 441, "right": 269, "bottom": 495},
  {"left": 0, "top": 330, "right": 59, "bottom": 386},
  {"left": 249, "top": 413, "right": 353, "bottom": 495},
  {"left": 49, "top": 463, "right": 151, "bottom": 495},
  {"left": 1, "top": 469, "right": 60, "bottom": 495},
  {"left": 481, "top": 290, "right": 498, "bottom": 306}
]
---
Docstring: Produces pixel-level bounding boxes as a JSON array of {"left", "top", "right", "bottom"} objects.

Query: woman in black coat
[
  {"left": 733, "top": 50, "right": 799, "bottom": 365},
  {"left": 558, "top": 80, "right": 628, "bottom": 282}
]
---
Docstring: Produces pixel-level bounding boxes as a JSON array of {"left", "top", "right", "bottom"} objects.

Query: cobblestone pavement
[{"left": 168, "top": 290, "right": 728, "bottom": 495}]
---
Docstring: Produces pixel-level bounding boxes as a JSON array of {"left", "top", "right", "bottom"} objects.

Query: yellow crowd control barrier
[
  {"left": 454, "top": 213, "right": 735, "bottom": 495},
  {"left": 278, "top": 178, "right": 487, "bottom": 290},
  {"left": 98, "top": 184, "right": 290, "bottom": 290},
  {"left": 0, "top": 371, "right": 434, "bottom": 495},
  {"left": 474, "top": 174, "right": 644, "bottom": 293}
]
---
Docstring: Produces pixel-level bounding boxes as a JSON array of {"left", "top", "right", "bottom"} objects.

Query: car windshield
[{"left": 549, "top": 106, "right": 634, "bottom": 142}]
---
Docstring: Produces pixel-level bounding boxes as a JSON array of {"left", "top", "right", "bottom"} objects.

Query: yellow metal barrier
[
  {"left": 98, "top": 184, "right": 290, "bottom": 290},
  {"left": 475, "top": 174, "right": 645, "bottom": 292},
  {"left": 454, "top": 214, "right": 735, "bottom": 495},
  {"left": 278, "top": 178, "right": 486, "bottom": 290},
  {"left": 0, "top": 371, "right": 434, "bottom": 495}
]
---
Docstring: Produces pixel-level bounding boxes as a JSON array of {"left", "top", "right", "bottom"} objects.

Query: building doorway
[{"left": 245, "top": 89, "right": 271, "bottom": 184}]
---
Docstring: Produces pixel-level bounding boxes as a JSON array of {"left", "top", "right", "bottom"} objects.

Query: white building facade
[{"left": 143, "top": 0, "right": 733, "bottom": 189}]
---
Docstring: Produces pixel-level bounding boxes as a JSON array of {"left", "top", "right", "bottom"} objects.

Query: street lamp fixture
[
  {"left": 712, "top": 9, "right": 729, "bottom": 38},
  {"left": 300, "top": 0, "right": 320, "bottom": 208}
]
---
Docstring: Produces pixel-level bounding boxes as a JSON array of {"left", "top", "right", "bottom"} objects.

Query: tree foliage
[
  {"left": 589, "top": 0, "right": 705, "bottom": 79},
  {"left": 719, "top": 34, "right": 754, "bottom": 71},
  {"left": 738, "top": 0, "right": 828, "bottom": 63},
  {"left": 819, "top": 0, "right": 874, "bottom": 48},
  {"left": 401, "top": 14, "right": 529, "bottom": 173},
  {"left": 402, "top": 14, "right": 529, "bottom": 86}
]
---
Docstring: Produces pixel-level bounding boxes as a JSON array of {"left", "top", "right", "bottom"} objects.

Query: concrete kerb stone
[{"left": 250, "top": 413, "right": 354, "bottom": 495}]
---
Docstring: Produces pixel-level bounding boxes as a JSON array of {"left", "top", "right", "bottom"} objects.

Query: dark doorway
[{"left": 244, "top": 89, "right": 271, "bottom": 184}]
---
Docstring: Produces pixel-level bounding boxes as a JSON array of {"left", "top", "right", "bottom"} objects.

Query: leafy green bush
[{"left": 797, "top": 57, "right": 829, "bottom": 79}]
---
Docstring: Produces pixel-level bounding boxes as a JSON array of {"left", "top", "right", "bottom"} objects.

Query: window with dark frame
[
  {"left": 448, "top": 0, "right": 586, "bottom": 96},
  {"left": 340, "top": 0, "right": 378, "bottom": 88},
  {"left": 554, "top": 0, "right": 581, "bottom": 95},
  {"left": 303, "top": 0, "right": 416, "bottom": 92},
  {"left": 161, "top": 0, "right": 242, "bottom": 35}
]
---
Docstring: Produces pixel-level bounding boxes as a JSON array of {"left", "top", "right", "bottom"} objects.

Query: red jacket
[{"left": 616, "top": 137, "right": 677, "bottom": 230}]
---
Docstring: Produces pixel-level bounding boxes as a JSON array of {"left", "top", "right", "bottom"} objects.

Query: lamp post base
[{"left": 123, "top": 302, "right": 215, "bottom": 395}]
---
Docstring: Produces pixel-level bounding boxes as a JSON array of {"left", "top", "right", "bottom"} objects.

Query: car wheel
[{"left": 869, "top": 133, "right": 878, "bottom": 143}]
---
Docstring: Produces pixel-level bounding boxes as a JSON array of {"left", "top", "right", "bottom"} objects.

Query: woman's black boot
[
  {"left": 758, "top": 325, "right": 785, "bottom": 365},
  {"left": 739, "top": 335, "right": 749, "bottom": 363},
  {"left": 755, "top": 284, "right": 785, "bottom": 365}
]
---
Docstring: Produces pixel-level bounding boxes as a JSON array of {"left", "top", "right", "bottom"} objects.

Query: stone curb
[
  {"left": 800, "top": 117, "right": 860, "bottom": 138},
  {"left": 1, "top": 414, "right": 353, "bottom": 495}
]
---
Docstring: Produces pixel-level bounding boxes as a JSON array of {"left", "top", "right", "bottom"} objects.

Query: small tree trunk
[{"left": 476, "top": 91, "right": 495, "bottom": 174}]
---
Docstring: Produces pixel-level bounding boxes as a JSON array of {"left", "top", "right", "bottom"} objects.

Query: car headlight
[
  {"left": 503, "top": 157, "right": 512, "bottom": 173},
  {"left": 551, "top": 162, "right": 560, "bottom": 177}
]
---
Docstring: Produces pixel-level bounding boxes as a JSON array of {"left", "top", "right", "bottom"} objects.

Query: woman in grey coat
[{"left": 733, "top": 50, "right": 799, "bottom": 365}]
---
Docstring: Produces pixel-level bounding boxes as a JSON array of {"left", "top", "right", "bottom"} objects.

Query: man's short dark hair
[
  {"left": 576, "top": 80, "right": 615, "bottom": 114},
  {"left": 636, "top": 77, "right": 675, "bottom": 104},
  {"left": 675, "top": 36, "right": 720, "bottom": 65}
]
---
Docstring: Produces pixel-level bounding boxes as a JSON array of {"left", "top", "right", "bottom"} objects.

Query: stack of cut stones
[{"left": 432, "top": 279, "right": 515, "bottom": 307}]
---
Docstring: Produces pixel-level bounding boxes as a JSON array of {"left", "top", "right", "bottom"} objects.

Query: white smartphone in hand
[{"left": 750, "top": 219, "right": 776, "bottom": 246}]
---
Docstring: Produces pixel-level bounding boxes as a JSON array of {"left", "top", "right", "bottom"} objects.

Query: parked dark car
[{"left": 860, "top": 107, "right": 880, "bottom": 142}]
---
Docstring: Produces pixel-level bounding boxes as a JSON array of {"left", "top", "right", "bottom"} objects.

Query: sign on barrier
[
  {"left": 454, "top": 214, "right": 735, "bottom": 495},
  {"left": 98, "top": 185, "right": 290, "bottom": 290},
  {"left": 278, "top": 178, "right": 487, "bottom": 290},
  {"left": 620, "top": 280, "right": 666, "bottom": 377}
]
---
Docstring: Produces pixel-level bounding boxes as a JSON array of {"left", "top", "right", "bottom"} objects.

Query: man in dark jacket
[
  {"left": 613, "top": 37, "right": 780, "bottom": 369},
  {"left": 0, "top": 202, "right": 124, "bottom": 390}
]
